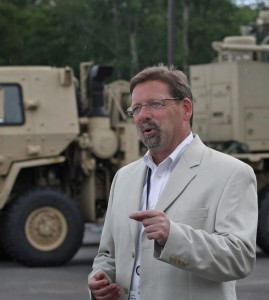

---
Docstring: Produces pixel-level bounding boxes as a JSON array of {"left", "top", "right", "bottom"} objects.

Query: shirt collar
[{"left": 143, "top": 132, "right": 193, "bottom": 170}]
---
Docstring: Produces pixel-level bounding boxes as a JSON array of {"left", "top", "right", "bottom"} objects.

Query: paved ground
[{"left": 0, "top": 224, "right": 268, "bottom": 300}]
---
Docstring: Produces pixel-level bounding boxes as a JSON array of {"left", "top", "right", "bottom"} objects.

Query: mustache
[{"left": 140, "top": 120, "right": 160, "bottom": 132}]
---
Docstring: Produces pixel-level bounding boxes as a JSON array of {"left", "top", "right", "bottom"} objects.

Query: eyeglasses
[{"left": 126, "top": 98, "right": 181, "bottom": 117}]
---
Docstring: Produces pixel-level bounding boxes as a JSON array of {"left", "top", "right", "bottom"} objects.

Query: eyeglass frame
[{"left": 126, "top": 98, "right": 182, "bottom": 117}]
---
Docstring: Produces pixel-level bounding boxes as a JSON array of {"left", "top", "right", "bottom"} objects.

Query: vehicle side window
[{"left": 0, "top": 84, "right": 24, "bottom": 125}]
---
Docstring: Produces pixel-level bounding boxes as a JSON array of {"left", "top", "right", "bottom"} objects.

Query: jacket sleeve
[
  {"left": 88, "top": 172, "right": 119, "bottom": 286},
  {"left": 154, "top": 163, "right": 258, "bottom": 282}
]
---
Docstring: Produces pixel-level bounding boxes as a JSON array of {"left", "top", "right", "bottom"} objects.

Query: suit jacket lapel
[
  {"left": 128, "top": 135, "right": 206, "bottom": 243},
  {"left": 127, "top": 162, "right": 148, "bottom": 245},
  {"left": 155, "top": 135, "right": 205, "bottom": 212}
]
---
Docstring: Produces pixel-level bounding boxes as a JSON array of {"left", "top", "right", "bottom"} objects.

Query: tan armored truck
[
  {"left": 190, "top": 10, "right": 269, "bottom": 255},
  {"left": 0, "top": 62, "right": 141, "bottom": 266}
]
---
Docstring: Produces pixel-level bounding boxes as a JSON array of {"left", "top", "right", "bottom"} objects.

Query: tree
[
  {"left": 0, "top": 0, "right": 262, "bottom": 79},
  {"left": 185, "top": 0, "right": 257, "bottom": 66}
]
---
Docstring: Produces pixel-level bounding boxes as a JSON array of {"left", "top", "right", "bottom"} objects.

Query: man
[{"left": 88, "top": 64, "right": 258, "bottom": 300}]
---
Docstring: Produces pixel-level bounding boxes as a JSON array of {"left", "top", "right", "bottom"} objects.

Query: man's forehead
[{"left": 131, "top": 80, "right": 170, "bottom": 102}]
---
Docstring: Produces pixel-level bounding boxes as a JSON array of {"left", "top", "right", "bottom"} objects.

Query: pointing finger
[{"left": 129, "top": 210, "right": 155, "bottom": 221}]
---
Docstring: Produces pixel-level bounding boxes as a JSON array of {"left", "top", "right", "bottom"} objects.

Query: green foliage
[
  {"left": 0, "top": 1, "right": 19, "bottom": 65},
  {"left": 187, "top": 0, "right": 241, "bottom": 65},
  {"left": 0, "top": 0, "right": 264, "bottom": 79},
  {"left": 137, "top": 1, "right": 167, "bottom": 70}
]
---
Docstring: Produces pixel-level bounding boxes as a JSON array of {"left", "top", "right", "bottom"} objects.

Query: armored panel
[
  {"left": 191, "top": 61, "right": 269, "bottom": 151},
  {"left": 0, "top": 67, "right": 79, "bottom": 175}
]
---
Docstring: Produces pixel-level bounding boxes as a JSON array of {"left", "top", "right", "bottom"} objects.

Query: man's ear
[{"left": 182, "top": 98, "right": 193, "bottom": 121}]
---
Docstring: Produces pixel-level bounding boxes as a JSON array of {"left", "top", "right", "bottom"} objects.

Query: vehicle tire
[
  {"left": 0, "top": 188, "right": 84, "bottom": 266},
  {"left": 257, "top": 187, "right": 269, "bottom": 255},
  {"left": 0, "top": 242, "right": 10, "bottom": 260},
  {"left": 0, "top": 215, "right": 10, "bottom": 260}
]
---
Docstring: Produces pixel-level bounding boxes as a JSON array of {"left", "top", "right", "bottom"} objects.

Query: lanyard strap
[{"left": 146, "top": 168, "right": 152, "bottom": 210}]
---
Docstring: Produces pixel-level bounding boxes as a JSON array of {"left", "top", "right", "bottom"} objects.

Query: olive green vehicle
[
  {"left": 0, "top": 62, "right": 141, "bottom": 266},
  {"left": 190, "top": 10, "right": 269, "bottom": 255}
]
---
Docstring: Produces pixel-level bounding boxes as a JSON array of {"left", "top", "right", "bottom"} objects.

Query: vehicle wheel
[
  {"left": 257, "top": 187, "right": 269, "bottom": 255},
  {"left": 0, "top": 188, "right": 84, "bottom": 266}
]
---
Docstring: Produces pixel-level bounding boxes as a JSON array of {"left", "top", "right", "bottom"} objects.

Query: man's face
[{"left": 131, "top": 80, "right": 192, "bottom": 161}]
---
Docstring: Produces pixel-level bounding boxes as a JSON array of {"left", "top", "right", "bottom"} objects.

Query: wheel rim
[{"left": 25, "top": 206, "right": 68, "bottom": 251}]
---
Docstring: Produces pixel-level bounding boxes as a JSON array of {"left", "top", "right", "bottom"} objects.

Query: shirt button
[{"left": 131, "top": 252, "right": 135, "bottom": 258}]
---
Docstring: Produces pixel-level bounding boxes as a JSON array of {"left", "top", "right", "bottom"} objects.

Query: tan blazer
[{"left": 89, "top": 135, "right": 258, "bottom": 300}]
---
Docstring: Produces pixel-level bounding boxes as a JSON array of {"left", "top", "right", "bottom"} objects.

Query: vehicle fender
[{"left": 0, "top": 156, "right": 66, "bottom": 209}]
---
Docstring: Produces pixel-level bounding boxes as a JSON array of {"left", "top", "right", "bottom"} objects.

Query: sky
[{"left": 234, "top": 0, "right": 269, "bottom": 7}]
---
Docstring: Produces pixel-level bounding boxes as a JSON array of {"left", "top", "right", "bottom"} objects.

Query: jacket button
[
  {"left": 123, "top": 287, "right": 129, "bottom": 294},
  {"left": 131, "top": 252, "right": 135, "bottom": 258},
  {"left": 179, "top": 258, "right": 189, "bottom": 267},
  {"left": 170, "top": 255, "right": 176, "bottom": 263}
]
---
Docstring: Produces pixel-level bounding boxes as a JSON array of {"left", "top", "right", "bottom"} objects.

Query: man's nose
[{"left": 136, "top": 105, "right": 153, "bottom": 120}]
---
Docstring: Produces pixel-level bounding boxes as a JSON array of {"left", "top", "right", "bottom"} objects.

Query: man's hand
[
  {"left": 88, "top": 271, "right": 121, "bottom": 300},
  {"left": 129, "top": 210, "right": 170, "bottom": 246}
]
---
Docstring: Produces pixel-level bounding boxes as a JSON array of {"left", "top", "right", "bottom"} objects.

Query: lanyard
[{"left": 146, "top": 168, "right": 152, "bottom": 210}]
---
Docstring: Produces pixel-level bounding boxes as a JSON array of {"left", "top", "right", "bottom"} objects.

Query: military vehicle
[
  {"left": 190, "top": 10, "right": 269, "bottom": 255},
  {"left": 0, "top": 62, "right": 141, "bottom": 266}
]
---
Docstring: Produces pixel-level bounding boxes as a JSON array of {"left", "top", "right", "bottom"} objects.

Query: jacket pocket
[{"left": 173, "top": 208, "right": 208, "bottom": 222}]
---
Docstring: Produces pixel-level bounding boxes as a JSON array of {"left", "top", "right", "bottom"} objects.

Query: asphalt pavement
[{"left": 0, "top": 224, "right": 269, "bottom": 300}]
